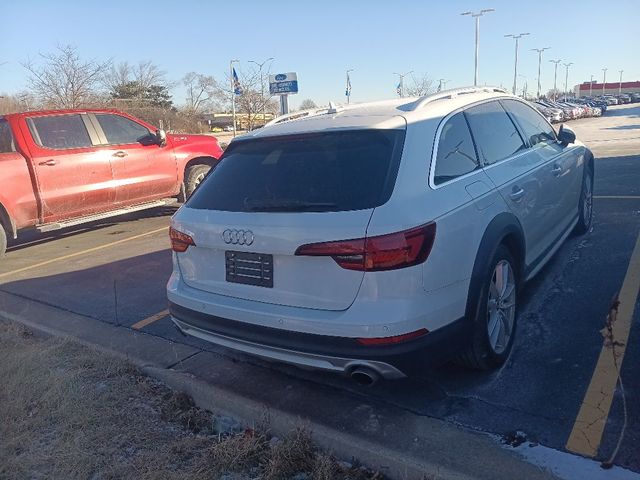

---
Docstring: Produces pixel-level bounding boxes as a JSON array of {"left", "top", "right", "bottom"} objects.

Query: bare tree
[
  {"left": 405, "top": 73, "right": 435, "bottom": 97},
  {"left": 298, "top": 99, "right": 318, "bottom": 110},
  {"left": 22, "top": 44, "right": 111, "bottom": 108},
  {"left": 104, "top": 61, "right": 171, "bottom": 100},
  {"left": 182, "top": 72, "right": 219, "bottom": 115}
]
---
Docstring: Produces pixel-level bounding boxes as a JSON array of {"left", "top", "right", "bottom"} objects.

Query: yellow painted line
[
  {"left": 131, "top": 309, "right": 170, "bottom": 330},
  {"left": 566, "top": 231, "right": 640, "bottom": 457},
  {"left": 594, "top": 195, "right": 640, "bottom": 200},
  {"left": 0, "top": 226, "right": 167, "bottom": 280}
]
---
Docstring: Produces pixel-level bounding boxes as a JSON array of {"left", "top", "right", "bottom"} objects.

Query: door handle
[
  {"left": 551, "top": 165, "right": 562, "bottom": 176},
  {"left": 509, "top": 187, "right": 525, "bottom": 202},
  {"left": 112, "top": 151, "right": 128, "bottom": 158},
  {"left": 38, "top": 159, "right": 58, "bottom": 166}
]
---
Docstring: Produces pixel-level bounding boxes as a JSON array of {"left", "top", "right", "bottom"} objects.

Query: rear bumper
[{"left": 169, "top": 301, "right": 471, "bottom": 379}]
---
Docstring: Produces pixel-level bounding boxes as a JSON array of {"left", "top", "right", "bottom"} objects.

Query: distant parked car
[
  {"left": 224, "top": 125, "right": 235, "bottom": 132},
  {"left": 167, "top": 87, "right": 595, "bottom": 383}
]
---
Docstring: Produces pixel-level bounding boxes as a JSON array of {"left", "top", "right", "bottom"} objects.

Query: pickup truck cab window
[
  {"left": 95, "top": 114, "right": 152, "bottom": 145},
  {"left": 27, "top": 114, "right": 93, "bottom": 150},
  {"left": 0, "top": 119, "right": 15, "bottom": 153}
]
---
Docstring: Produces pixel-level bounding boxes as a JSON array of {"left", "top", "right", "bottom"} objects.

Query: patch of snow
[{"left": 509, "top": 441, "right": 640, "bottom": 480}]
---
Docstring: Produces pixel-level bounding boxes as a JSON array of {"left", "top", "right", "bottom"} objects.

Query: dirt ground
[{"left": 0, "top": 320, "right": 383, "bottom": 480}]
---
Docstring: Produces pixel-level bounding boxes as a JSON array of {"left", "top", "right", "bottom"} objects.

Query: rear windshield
[{"left": 187, "top": 129, "right": 406, "bottom": 213}]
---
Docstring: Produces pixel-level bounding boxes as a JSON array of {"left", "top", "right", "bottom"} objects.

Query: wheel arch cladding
[{"left": 465, "top": 212, "right": 526, "bottom": 319}]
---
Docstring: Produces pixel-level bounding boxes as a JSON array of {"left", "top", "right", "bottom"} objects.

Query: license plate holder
[{"left": 225, "top": 251, "right": 273, "bottom": 288}]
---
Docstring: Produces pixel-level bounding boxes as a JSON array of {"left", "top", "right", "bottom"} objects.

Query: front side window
[
  {"left": 95, "top": 114, "right": 151, "bottom": 145},
  {"left": 433, "top": 112, "right": 479, "bottom": 185},
  {"left": 187, "top": 129, "right": 406, "bottom": 213},
  {"left": 464, "top": 101, "right": 526, "bottom": 165},
  {"left": 0, "top": 119, "right": 15, "bottom": 153},
  {"left": 502, "top": 100, "right": 556, "bottom": 146},
  {"left": 28, "top": 114, "right": 92, "bottom": 149}
]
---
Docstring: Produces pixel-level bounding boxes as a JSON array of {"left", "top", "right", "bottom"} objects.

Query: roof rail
[
  {"left": 264, "top": 101, "right": 346, "bottom": 128},
  {"left": 411, "top": 86, "right": 508, "bottom": 111}
]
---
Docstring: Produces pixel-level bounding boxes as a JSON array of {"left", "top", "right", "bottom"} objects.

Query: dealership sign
[{"left": 269, "top": 72, "right": 299, "bottom": 95}]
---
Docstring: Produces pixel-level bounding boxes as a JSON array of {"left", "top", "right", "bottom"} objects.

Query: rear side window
[
  {"left": 28, "top": 114, "right": 92, "bottom": 149},
  {"left": 187, "top": 129, "right": 406, "bottom": 212},
  {"left": 464, "top": 101, "right": 525, "bottom": 165},
  {"left": 95, "top": 113, "right": 151, "bottom": 145},
  {"left": 434, "top": 112, "right": 479, "bottom": 185},
  {"left": 502, "top": 100, "right": 556, "bottom": 146},
  {"left": 0, "top": 119, "right": 15, "bottom": 153}
]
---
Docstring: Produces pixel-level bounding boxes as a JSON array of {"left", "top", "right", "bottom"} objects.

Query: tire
[
  {"left": 183, "top": 164, "right": 211, "bottom": 201},
  {"left": 457, "top": 245, "right": 518, "bottom": 370},
  {"left": 574, "top": 168, "right": 593, "bottom": 235},
  {"left": 0, "top": 223, "right": 6, "bottom": 259}
]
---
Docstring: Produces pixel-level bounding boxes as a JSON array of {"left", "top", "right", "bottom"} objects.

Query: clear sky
[{"left": 1, "top": 0, "right": 638, "bottom": 109}]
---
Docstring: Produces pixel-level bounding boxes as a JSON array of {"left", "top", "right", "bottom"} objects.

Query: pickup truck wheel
[
  {"left": 184, "top": 165, "right": 211, "bottom": 200},
  {"left": 0, "top": 223, "right": 6, "bottom": 258}
]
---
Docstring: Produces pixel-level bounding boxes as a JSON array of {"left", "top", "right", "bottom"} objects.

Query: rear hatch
[{"left": 173, "top": 128, "right": 406, "bottom": 311}]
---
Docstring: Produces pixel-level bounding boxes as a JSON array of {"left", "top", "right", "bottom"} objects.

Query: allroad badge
[{"left": 222, "top": 229, "right": 255, "bottom": 246}]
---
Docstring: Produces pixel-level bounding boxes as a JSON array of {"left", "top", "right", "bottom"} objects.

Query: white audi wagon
[{"left": 167, "top": 87, "right": 594, "bottom": 385}]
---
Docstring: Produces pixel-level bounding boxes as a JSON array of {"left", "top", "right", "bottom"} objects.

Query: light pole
[
  {"left": 461, "top": 9, "right": 495, "bottom": 86},
  {"left": 602, "top": 68, "right": 608, "bottom": 96},
  {"left": 248, "top": 57, "right": 274, "bottom": 127},
  {"left": 549, "top": 59, "right": 561, "bottom": 100},
  {"left": 532, "top": 47, "right": 550, "bottom": 98},
  {"left": 229, "top": 59, "right": 240, "bottom": 137},
  {"left": 619, "top": 69, "right": 624, "bottom": 95},
  {"left": 393, "top": 70, "right": 413, "bottom": 98},
  {"left": 345, "top": 69, "right": 354, "bottom": 104},
  {"left": 563, "top": 62, "right": 573, "bottom": 98},
  {"left": 505, "top": 33, "right": 529, "bottom": 95},
  {"left": 518, "top": 74, "right": 527, "bottom": 98},
  {"left": 590, "top": 74, "right": 594, "bottom": 97}
]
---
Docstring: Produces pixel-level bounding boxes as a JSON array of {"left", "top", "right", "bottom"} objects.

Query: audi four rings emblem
[{"left": 222, "top": 229, "right": 255, "bottom": 246}]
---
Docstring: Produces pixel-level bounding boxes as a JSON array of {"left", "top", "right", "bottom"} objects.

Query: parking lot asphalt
[{"left": 1, "top": 104, "right": 639, "bottom": 476}]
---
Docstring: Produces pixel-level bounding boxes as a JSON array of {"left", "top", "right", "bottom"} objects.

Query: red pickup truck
[{"left": 0, "top": 109, "right": 223, "bottom": 257}]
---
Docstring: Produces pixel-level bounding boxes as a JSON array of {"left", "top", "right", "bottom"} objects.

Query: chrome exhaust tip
[{"left": 350, "top": 366, "right": 381, "bottom": 386}]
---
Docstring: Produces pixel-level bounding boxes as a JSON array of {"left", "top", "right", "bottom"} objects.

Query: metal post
[
  {"left": 602, "top": 68, "right": 607, "bottom": 96},
  {"left": 461, "top": 9, "right": 494, "bottom": 86},
  {"left": 346, "top": 69, "right": 354, "bottom": 104},
  {"left": 393, "top": 70, "right": 413, "bottom": 98},
  {"left": 549, "top": 59, "right": 561, "bottom": 100},
  {"left": 532, "top": 47, "right": 550, "bottom": 99},
  {"left": 563, "top": 62, "right": 573, "bottom": 99},
  {"left": 590, "top": 75, "right": 594, "bottom": 97},
  {"left": 230, "top": 59, "right": 239, "bottom": 137},
  {"left": 619, "top": 70, "right": 623, "bottom": 95},
  {"left": 279, "top": 94, "right": 289, "bottom": 115},
  {"left": 505, "top": 33, "right": 529, "bottom": 95}
]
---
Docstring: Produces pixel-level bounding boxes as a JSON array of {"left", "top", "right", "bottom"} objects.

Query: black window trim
[
  {"left": 25, "top": 113, "right": 99, "bottom": 151},
  {"left": 89, "top": 112, "right": 153, "bottom": 147}
]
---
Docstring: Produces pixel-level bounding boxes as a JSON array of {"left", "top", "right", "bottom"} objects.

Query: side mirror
[
  {"left": 557, "top": 124, "right": 576, "bottom": 146},
  {"left": 156, "top": 129, "right": 167, "bottom": 147}
]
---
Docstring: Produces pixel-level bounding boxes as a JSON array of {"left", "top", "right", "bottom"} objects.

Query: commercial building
[{"left": 574, "top": 80, "right": 640, "bottom": 97}]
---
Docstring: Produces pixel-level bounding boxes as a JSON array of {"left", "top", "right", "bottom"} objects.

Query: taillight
[
  {"left": 356, "top": 328, "right": 429, "bottom": 346},
  {"left": 170, "top": 227, "right": 195, "bottom": 253},
  {"left": 295, "top": 222, "right": 436, "bottom": 272}
]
